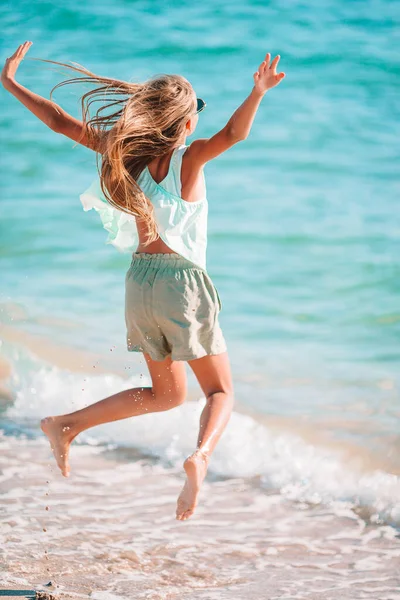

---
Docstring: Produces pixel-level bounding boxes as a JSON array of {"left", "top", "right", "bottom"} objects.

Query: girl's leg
[
  {"left": 176, "top": 351, "right": 234, "bottom": 520},
  {"left": 41, "top": 353, "right": 187, "bottom": 477}
]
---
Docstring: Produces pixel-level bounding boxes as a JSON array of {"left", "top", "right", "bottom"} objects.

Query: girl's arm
[
  {"left": 187, "top": 52, "right": 285, "bottom": 166},
  {"left": 1, "top": 42, "right": 106, "bottom": 153}
]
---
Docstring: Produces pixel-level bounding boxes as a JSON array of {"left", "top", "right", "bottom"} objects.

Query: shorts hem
[
  {"left": 127, "top": 345, "right": 228, "bottom": 362},
  {"left": 170, "top": 345, "right": 228, "bottom": 362},
  {"left": 127, "top": 346, "right": 167, "bottom": 361}
]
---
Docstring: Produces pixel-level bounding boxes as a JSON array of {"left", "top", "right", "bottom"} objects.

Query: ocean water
[{"left": 1, "top": 0, "right": 400, "bottom": 597}]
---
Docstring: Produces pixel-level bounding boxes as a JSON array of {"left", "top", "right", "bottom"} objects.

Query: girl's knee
[{"left": 206, "top": 387, "right": 234, "bottom": 402}]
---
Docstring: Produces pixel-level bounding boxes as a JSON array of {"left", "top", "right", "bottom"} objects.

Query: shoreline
[{"left": 1, "top": 319, "right": 399, "bottom": 476}]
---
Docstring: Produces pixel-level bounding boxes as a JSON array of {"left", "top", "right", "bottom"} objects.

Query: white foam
[{"left": 4, "top": 360, "right": 400, "bottom": 525}]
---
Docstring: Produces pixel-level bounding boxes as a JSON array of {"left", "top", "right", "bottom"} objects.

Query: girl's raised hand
[
  {"left": 253, "top": 53, "right": 285, "bottom": 95},
  {"left": 1, "top": 41, "right": 33, "bottom": 87}
]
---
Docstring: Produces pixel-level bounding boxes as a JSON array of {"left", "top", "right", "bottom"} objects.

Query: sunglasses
[{"left": 196, "top": 97, "right": 206, "bottom": 113}]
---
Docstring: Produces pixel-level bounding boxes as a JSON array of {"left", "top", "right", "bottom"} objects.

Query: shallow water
[{"left": 1, "top": 0, "right": 400, "bottom": 596}]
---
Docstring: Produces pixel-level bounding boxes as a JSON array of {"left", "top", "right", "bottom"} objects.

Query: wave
[{"left": 3, "top": 350, "right": 400, "bottom": 527}]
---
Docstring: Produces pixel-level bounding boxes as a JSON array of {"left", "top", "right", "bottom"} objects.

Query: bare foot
[
  {"left": 176, "top": 449, "right": 209, "bottom": 521},
  {"left": 40, "top": 416, "right": 75, "bottom": 477}
]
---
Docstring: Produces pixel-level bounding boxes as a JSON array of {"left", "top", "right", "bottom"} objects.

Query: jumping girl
[{"left": 2, "top": 41, "right": 285, "bottom": 520}]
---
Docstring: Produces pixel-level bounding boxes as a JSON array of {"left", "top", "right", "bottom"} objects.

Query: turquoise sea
[{"left": 1, "top": 1, "right": 400, "bottom": 597}]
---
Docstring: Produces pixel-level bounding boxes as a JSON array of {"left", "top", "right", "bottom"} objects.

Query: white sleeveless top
[{"left": 79, "top": 144, "right": 208, "bottom": 270}]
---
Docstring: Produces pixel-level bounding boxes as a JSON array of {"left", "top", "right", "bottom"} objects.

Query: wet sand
[{"left": 1, "top": 433, "right": 400, "bottom": 600}]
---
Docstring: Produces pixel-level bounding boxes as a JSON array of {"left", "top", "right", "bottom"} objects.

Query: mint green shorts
[{"left": 125, "top": 253, "right": 227, "bottom": 362}]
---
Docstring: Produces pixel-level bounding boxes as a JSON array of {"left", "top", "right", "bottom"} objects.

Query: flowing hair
[{"left": 28, "top": 57, "right": 197, "bottom": 244}]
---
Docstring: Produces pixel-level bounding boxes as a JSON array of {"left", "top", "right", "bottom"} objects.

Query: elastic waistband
[{"left": 130, "top": 252, "right": 204, "bottom": 271}]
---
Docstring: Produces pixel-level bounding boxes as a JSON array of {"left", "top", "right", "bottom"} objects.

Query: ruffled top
[{"left": 79, "top": 144, "right": 208, "bottom": 270}]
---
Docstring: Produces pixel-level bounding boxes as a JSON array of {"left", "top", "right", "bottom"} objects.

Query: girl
[{"left": 2, "top": 42, "right": 285, "bottom": 521}]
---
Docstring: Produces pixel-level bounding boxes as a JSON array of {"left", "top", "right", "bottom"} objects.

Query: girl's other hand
[
  {"left": 1, "top": 41, "right": 33, "bottom": 88},
  {"left": 253, "top": 53, "right": 285, "bottom": 95}
]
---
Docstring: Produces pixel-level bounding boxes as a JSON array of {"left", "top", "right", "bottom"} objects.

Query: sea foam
[{"left": 4, "top": 357, "right": 400, "bottom": 526}]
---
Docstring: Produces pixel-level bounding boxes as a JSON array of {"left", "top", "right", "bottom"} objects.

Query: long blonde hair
[{"left": 30, "top": 57, "right": 197, "bottom": 244}]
